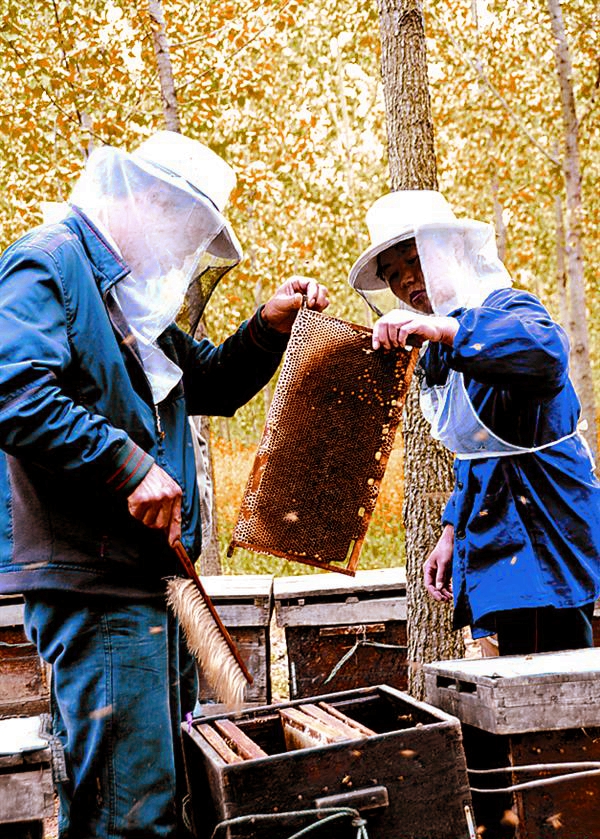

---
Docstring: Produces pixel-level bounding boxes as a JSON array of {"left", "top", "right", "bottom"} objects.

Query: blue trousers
[
  {"left": 494, "top": 603, "right": 595, "bottom": 656},
  {"left": 24, "top": 593, "right": 198, "bottom": 838}
]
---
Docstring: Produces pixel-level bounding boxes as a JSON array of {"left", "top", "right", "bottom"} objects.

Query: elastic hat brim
[
  {"left": 348, "top": 220, "right": 490, "bottom": 292},
  {"left": 348, "top": 232, "right": 414, "bottom": 292}
]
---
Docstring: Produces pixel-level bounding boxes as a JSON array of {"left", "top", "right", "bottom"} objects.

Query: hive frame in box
[
  {"left": 228, "top": 308, "right": 418, "bottom": 575},
  {"left": 182, "top": 684, "right": 476, "bottom": 839}
]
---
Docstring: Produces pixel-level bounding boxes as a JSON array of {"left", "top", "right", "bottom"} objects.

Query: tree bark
[
  {"left": 148, "top": 0, "right": 221, "bottom": 569},
  {"left": 555, "top": 194, "right": 569, "bottom": 325},
  {"left": 376, "top": 0, "right": 464, "bottom": 701},
  {"left": 148, "top": 0, "right": 181, "bottom": 133},
  {"left": 547, "top": 0, "right": 598, "bottom": 459}
]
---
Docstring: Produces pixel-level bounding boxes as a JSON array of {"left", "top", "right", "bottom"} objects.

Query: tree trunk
[
  {"left": 376, "top": 0, "right": 464, "bottom": 701},
  {"left": 148, "top": 0, "right": 221, "bottom": 569},
  {"left": 190, "top": 415, "right": 222, "bottom": 575},
  {"left": 555, "top": 195, "right": 569, "bottom": 324},
  {"left": 148, "top": 0, "right": 181, "bottom": 133},
  {"left": 547, "top": 0, "right": 598, "bottom": 460}
]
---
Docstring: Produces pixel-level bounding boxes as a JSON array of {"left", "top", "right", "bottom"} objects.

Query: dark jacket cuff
[
  {"left": 247, "top": 306, "right": 290, "bottom": 353},
  {"left": 105, "top": 439, "right": 155, "bottom": 497}
]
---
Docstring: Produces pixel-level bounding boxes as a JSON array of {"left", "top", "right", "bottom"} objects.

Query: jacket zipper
[{"left": 154, "top": 404, "right": 166, "bottom": 442}]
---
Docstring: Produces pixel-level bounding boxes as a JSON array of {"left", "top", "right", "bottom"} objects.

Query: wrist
[{"left": 439, "top": 317, "right": 459, "bottom": 346}]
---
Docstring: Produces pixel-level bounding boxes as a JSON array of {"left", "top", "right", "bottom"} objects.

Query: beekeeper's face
[
  {"left": 376, "top": 239, "right": 433, "bottom": 315},
  {"left": 110, "top": 185, "right": 216, "bottom": 278}
]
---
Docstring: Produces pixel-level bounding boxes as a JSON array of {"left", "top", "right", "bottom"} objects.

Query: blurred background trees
[{"left": 1, "top": 0, "right": 597, "bottom": 562}]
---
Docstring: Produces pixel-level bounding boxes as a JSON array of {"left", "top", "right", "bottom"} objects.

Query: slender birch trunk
[
  {"left": 547, "top": 0, "right": 598, "bottom": 459},
  {"left": 148, "top": 0, "right": 181, "bottom": 133},
  {"left": 147, "top": 0, "right": 221, "bottom": 571}
]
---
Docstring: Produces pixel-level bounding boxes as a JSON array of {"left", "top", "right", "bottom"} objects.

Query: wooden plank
[
  {"left": 213, "top": 719, "right": 268, "bottom": 760},
  {"left": 277, "top": 597, "right": 406, "bottom": 627},
  {"left": 0, "top": 769, "right": 54, "bottom": 822},
  {"left": 0, "top": 603, "right": 25, "bottom": 627},
  {"left": 196, "top": 723, "right": 243, "bottom": 764},
  {"left": 201, "top": 603, "right": 271, "bottom": 627},
  {"left": 424, "top": 648, "right": 600, "bottom": 685},
  {"left": 273, "top": 568, "right": 406, "bottom": 600},
  {"left": 200, "top": 575, "right": 274, "bottom": 599}
]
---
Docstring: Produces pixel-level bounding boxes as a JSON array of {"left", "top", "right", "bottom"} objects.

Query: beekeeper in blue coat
[
  {"left": 0, "top": 131, "right": 328, "bottom": 837},
  {"left": 349, "top": 190, "right": 600, "bottom": 656}
]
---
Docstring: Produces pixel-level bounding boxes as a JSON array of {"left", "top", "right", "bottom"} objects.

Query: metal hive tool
[{"left": 227, "top": 307, "right": 418, "bottom": 575}]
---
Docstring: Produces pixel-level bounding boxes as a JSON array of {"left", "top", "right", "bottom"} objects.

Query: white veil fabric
[
  {"left": 414, "top": 223, "right": 512, "bottom": 316},
  {"left": 68, "top": 139, "right": 242, "bottom": 403}
]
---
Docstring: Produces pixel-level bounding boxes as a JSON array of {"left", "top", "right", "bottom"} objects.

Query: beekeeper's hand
[
  {"left": 423, "top": 524, "right": 454, "bottom": 602},
  {"left": 372, "top": 310, "right": 458, "bottom": 350},
  {"left": 127, "top": 463, "right": 183, "bottom": 547},
  {"left": 261, "top": 275, "right": 329, "bottom": 333}
]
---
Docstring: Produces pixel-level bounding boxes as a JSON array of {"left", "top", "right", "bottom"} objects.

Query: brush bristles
[{"left": 167, "top": 578, "right": 247, "bottom": 708}]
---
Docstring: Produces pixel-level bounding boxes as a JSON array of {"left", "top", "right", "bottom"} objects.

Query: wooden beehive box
[
  {"left": 424, "top": 649, "right": 600, "bottom": 839},
  {"left": 424, "top": 648, "right": 600, "bottom": 734},
  {"left": 593, "top": 597, "right": 600, "bottom": 645},
  {"left": 274, "top": 569, "right": 407, "bottom": 699},
  {"left": 0, "top": 595, "right": 50, "bottom": 719},
  {"left": 0, "top": 716, "right": 54, "bottom": 830},
  {"left": 197, "top": 575, "right": 273, "bottom": 709},
  {"left": 182, "top": 685, "right": 476, "bottom": 839}
]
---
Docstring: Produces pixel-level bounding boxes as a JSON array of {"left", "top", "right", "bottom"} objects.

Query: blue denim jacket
[
  {"left": 0, "top": 210, "right": 286, "bottom": 598},
  {"left": 422, "top": 288, "right": 600, "bottom": 634}
]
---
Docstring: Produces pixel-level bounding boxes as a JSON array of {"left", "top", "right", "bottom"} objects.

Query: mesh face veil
[
  {"left": 414, "top": 224, "right": 512, "bottom": 316},
  {"left": 69, "top": 145, "right": 242, "bottom": 401}
]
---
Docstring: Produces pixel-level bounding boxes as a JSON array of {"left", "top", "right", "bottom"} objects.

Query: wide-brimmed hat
[
  {"left": 348, "top": 190, "right": 487, "bottom": 292},
  {"left": 130, "top": 130, "right": 242, "bottom": 261}
]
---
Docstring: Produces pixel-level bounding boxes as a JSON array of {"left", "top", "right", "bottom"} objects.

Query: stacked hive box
[
  {"left": 424, "top": 648, "right": 600, "bottom": 839},
  {"left": 274, "top": 569, "right": 407, "bottom": 699},
  {"left": 0, "top": 596, "right": 53, "bottom": 837},
  {"left": 182, "top": 684, "right": 476, "bottom": 839},
  {"left": 196, "top": 575, "right": 273, "bottom": 710}
]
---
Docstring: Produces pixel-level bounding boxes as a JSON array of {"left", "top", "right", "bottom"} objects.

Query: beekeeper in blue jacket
[
  {"left": 349, "top": 189, "right": 600, "bottom": 656},
  {"left": 0, "top": 131, "right": 328, "bottom": 838}
]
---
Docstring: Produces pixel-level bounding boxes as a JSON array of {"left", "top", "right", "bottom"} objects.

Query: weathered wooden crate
[
  {"left": 197, "top": 575, "right": 273, "bottom": 709},
  {"left": 424, "top": 649, "right": 600, "bottom": 839},
  {"left": 0, "top": 716, "right": 54, "bottom": 832},
  {"left": 273, "top": 569, "right": 407, "bottom": 699},
  {"left": 593, "top": 598, "right": 600, "bottom": 646},
  {"left": 0, "top": 595, "right": 50, "bottom": 719},
  {"left": 182, "top": 685, "right": 476, "bottom": 839}
]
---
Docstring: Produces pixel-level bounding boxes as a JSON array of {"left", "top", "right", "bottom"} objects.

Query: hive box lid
[
  {"left": 0, "top": 594, "right": 25, "bottom": 628},
  {"left": 274, "top": 569, "right": 406, "bottom": 627},
  {"left": 424, "top": 648, "right": 600, "bottom": 734},
  {"left": 200, "top": 575, "right": 273, "bottom": 627}
]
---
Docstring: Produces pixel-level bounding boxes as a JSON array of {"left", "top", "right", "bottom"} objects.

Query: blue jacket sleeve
[
  {"left": 0, "top": 246, "right": 153, "bottom": 493},
  {"left": 442, "top": 483, "right": 458, "bottom": 528},
  {"left": 161, "top": 307, "right": 288, "bottom": 417},
  {"left": 449, "top": 289, "right": 570, "bottom": 397}
]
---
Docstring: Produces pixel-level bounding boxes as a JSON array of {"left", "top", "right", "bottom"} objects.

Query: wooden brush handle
[{"left": 172, "top": 540, "right": 253, "bottom": 685}]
